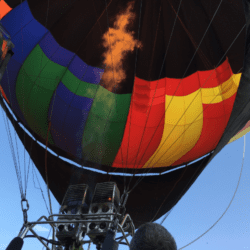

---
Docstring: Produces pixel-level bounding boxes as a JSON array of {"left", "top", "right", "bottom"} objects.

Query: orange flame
[{"left": 101, "top": 1, "right": 142, "bottom": 91}]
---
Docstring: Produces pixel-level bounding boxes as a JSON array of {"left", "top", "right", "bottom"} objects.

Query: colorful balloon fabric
[
  {"left": 0, "top": 0, "right": 246, "bottom": 172},
  {"left": 1, "top": 0, "right": 250, "bottom": 227}
]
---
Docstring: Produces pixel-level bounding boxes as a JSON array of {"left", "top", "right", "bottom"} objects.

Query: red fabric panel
[
  {"left": 173, "top": 93, "right": 236, "bottom": 166},
  {"left": 112, "top": 77, "right": 165, "bottom": 169}
]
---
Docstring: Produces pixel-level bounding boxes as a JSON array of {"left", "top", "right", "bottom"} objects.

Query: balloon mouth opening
[{"left": 0, "top": 96, "right": 213, "bottom": 178}]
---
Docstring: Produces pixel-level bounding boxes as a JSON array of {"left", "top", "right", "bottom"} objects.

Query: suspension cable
[
  {"left": 177, "top": 135, "right": 246, "bottom": 250},
  {"left": 32, "top": 163, "right": 50, "bottom": 215},
  {"left": 0, "top": 98, "right": 24, "bottom": 198}
]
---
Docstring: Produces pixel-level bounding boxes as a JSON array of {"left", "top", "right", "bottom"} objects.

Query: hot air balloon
[{"left": 1, "top": 0, "right": 250, "bottom": 249}]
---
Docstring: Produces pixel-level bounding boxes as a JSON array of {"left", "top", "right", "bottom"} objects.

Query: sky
[{"left": 0, "top": 105, "right": 249, "bottom": 250}]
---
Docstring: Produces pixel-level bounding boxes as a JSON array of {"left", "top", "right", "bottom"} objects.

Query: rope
[
  {"left": 32, "top": 163, "right": 50, "bottom": 215},
  {"left": 177, "top": 135, "right": 246, "bottom": 250},
  {"left": 0, "top": 100, "right": 24, "bottom": 199},
  {"left": 45, "top": 121, "right": 53, "bottom": 215}
]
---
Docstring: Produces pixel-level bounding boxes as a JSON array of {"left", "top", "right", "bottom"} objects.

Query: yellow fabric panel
[
  {"left": 143, "top": 90, "right": 203, "bottom": 168},
  {"left": 229, "top": 126, "right": 250, "bottom": 143},
  {"left": 201, "top": 73, "right": 241, "bottom": 104},
  {"left": 143, "top": 73, "right": 241, "bottom": 169}
]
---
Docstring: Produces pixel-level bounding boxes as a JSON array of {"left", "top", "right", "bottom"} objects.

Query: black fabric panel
[
  {"left": 200, "top": 0, "right": 246, "bottom": 73},
  {"left": 0, "top": 95, "right": 211, "bottom": 228},
  {"left": 5, "top": 0, "right": 20, "bottom": 8},
  {"left": 26, "top": 0, "right": 245, "bottom": 93}
]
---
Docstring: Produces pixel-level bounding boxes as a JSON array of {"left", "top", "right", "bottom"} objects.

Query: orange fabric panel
[
  {"left": 0, "top": 86, "right": 10, "bottom": 104},
  {"left": 1, "top": 40, "right": 8, "bottom": 60},
  {"left": 0, "top": 0, "right": 12, "bottom": 19}
]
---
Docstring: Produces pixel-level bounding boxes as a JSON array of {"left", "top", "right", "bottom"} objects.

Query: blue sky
[{"left": 0, "top": 110, "right": 249, "bottom": 250}]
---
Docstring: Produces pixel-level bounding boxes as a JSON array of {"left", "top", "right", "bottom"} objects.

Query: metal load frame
[
  {"left": 17, "top": 211, "right": 134, "bottom": 250},
  {"left": 15, "top": 183, "right": 134, "bottom": 250}
]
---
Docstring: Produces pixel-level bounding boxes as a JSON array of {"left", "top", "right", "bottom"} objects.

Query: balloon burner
[{"left": 8, "top": 182, "right": 134, "bottom": 250}]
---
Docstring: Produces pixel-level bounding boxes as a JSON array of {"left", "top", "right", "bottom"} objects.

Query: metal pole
[
  {"left": 29, "top": 228, "right": 51, "bottom": 250},
  {"left": 52, "top": 223, "right": 56, "bottom": 250},
  {"left": 117, "top": 224, "right": 130, "bottom": 246},
  {"left": 87, "top": 242, "right": 92, "bottom": 250}
]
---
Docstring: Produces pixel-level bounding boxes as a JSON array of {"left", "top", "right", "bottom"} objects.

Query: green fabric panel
[
  {"left": 16, "top": 44, "right": 132, "bottom": 165},
  {"left": 16, "top": 45, "right": 66, "bottom": 143},
  {"left": 61, "top": 70, "right": 98, "bottom": 98},
  {"left": 82, "top": 86, "right": 131, "bottom": 166}
]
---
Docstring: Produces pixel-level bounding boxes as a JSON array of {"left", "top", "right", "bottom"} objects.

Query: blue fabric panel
[
  {"left": 1, "top": 1, "right": 48, "bottom": 125},
  {"left": 10, "top": 19, "right": 48, "bottom": 64},
  {"left": 82, "top": 65, "right": 104, "bottom": 84},
  {"left": 49, "top": 82, "right": 93, "bottom": 158},
  {"left": 40, "top": 33, "right": 104, "bottom": 84},
  {"left": 68, "top": 55, "right": 88, "bottom": 80},
  {"left": 1, "top": 1, "right": 33, "bottom": 37},
  {"left": 39, "top": 32, "right": 75, "bottom": 67}
]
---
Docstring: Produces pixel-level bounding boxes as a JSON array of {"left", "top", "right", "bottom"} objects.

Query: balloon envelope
[{"left": 1, "top": 0, "right": 250, "bottom": 227}]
